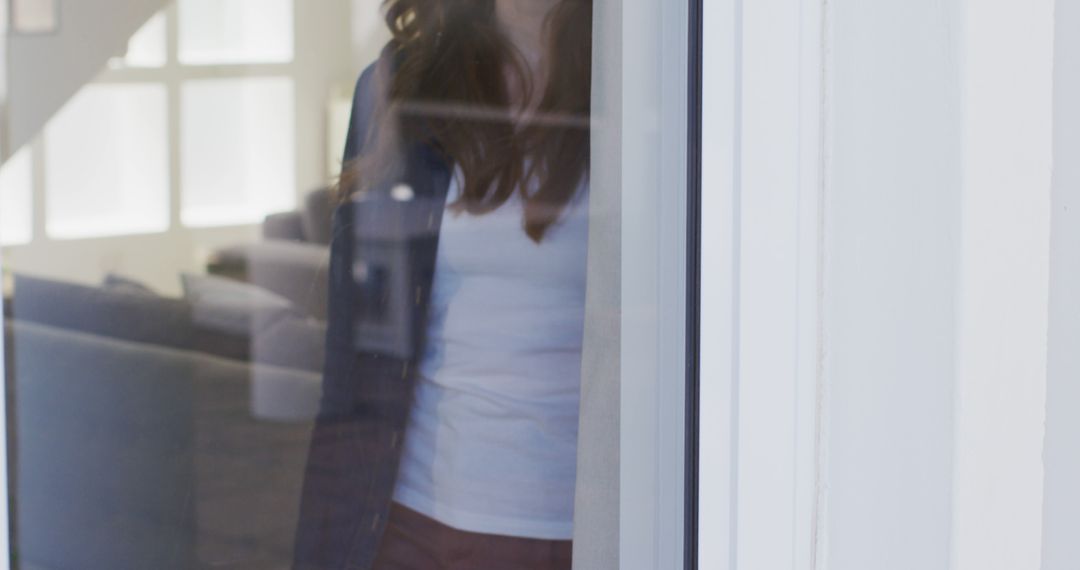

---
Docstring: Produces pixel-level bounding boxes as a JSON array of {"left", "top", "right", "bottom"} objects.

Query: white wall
[
  {"left": 822, "top": 2, "right": 1055, "bottom": 570},
  {"left": 0, "top": 2, "right": 9, "bottom": 157},
  {"left": 823, "top": 1, "right": 964, "bottom": 567},
  {"left": 291, "top": 0, "right": 354, "bottom": 214},
  {"left": 951, "top": 1, "right": 1053, "bottom": 569},
  {"left": 351, "top": 0, "right": 390, "bottom": 74}
]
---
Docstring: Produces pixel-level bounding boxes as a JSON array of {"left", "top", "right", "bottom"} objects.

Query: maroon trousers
[{"left": 372, "top": 503, "right": 573, "bottom": 570}]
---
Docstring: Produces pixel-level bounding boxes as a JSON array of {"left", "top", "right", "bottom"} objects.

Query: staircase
[{"left": 1, "top": 0, "right": 171, "bottom": 162}]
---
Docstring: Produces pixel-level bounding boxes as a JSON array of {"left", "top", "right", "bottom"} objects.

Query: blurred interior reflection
[
  {"left": 0, "top": 0, "right": 592, "bottom": 568},
  {"left": 1, "top": 1, "right": 363, "bottom": 568}
]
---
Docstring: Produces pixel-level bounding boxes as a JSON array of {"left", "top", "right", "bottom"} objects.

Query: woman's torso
[{"left": 394, "top": 167, "right": 590, "bottom": 540}]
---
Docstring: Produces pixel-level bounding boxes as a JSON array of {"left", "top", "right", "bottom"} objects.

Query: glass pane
[
  {"left": 0, "top": 147, "right": 34, "bottom": 246},
  {"left": 111, "top": 12, "right": 168, "bottom": 69},
  {"left": 180, "top": 77, "right": 296, "bottom": 227},
  {"left": 0, "top": 1, "right": 692, "bottom": 568},
  {"left": 44, "top": 84, "right": 170, "bottom": 239},
  {"left": 178, "top": 0, "right": 295, "bottom": 65}
]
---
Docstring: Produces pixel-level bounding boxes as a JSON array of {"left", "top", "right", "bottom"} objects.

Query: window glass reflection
[
  {"left": 181, "top": 77, "right": 297, "bottom": 227},
  {"left": 2, "top": 3, "right": 352, "bottom": 565},
  {"left": 114, "top": 13, "right": 168, "bottom": 69},
  {"left": 44, "top": 84, "right": 169, "bottom": 240},
  {"left": 178, "top": 0, "right": 295, "bottom": 65},
  {"left": 294, "top": 1, "right": 592, "bottom": 568},
  {"left": 0, "top": 147, "right": 33, "bottom": 246},
  {"left": 0, "top": 0, "right": 685, "bottom": 568}
]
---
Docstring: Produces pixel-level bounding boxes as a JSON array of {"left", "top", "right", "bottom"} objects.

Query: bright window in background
[
  {"left": 11, "top": 1, "right": 300, "bottom": 242},
  {"left": 0, "top": 148, "right": 34, "bottom": 246},
  {"left": 181, "top": 78, "right": 296, "bottom": 227},
  {"left": 178, "top": 0, "right": 295, "bottom": 65},
  {"left": 45, "top": 85, "right": 170, "bottom": 240},
  {"left": 110, "top": 13, "right": 168, "bottom": 69}
]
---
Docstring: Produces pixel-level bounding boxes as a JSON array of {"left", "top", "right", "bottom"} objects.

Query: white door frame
[
  {"left": 697, "top": 1, "right": 1057, "bottom": 569},
  {"left": 698, "top": 0, "right": 826, "bottom": 568}
]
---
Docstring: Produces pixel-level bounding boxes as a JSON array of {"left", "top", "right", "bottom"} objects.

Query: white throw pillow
[{"left": 180, "top": 273, "right": 297, "bottom": 336}]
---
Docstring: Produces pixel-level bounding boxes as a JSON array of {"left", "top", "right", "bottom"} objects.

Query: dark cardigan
[{"left": 292, "top": 58, "right": 453, "bottom": 570}]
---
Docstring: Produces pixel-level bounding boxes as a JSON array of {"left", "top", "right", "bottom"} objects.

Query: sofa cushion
[
  {"left": 13, "top": 274, "right": 194, "bottom": 353},
  {"left": 102, "top": 273, "right": 158, "bottom": 296},
  {"left": 181, "top": 273, "right": 298, "bottom": 337},
  {"left": 12, "top": 274, "right": 251, "bottom": 363},
  {"left": 214, "top": 241, "right": 330, "bottom": 321},
  {"left": 262, "top": 211, "right": 305, "bottom": 242}
]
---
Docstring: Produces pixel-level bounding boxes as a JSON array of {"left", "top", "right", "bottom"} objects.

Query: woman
[{"left": 294, "top": 0, "right": 592, "bottom": 568}]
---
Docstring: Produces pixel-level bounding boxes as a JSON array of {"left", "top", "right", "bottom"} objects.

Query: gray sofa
[
  {"left": 4, "top": 273, "right": 328, "bottom": 569},
  {"left": 261, "top": 187, "right": 334, "bottom": 246},
  {"left": 209, "top": 188, "right": 333, "bottom": 322}
]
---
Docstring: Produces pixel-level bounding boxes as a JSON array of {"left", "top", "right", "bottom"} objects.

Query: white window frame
[
  {"left": 698, "top": 0, "right": 826, "bottom": 568},
  {"left": 599, "top": 0, "right": 828, "bottom": 566},
  {"left": 577, "top": 0, "right": 696, "bottom": 567},
  {"left": 621, "top": 0, "right": 690, "bottom": 564}
]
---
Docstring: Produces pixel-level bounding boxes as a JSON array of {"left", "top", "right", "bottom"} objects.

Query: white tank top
[{"left": 393, "top": 168, "right": 588, "bottom": 539}]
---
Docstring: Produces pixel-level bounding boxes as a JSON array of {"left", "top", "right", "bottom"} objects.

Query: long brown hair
[{"left": 341, "top": 0, "right": 592, "bottom": 242}]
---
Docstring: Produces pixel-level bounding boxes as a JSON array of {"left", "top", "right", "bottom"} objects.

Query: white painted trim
[
  {"left": 698, "top": 0, "right": 738, "bottom": 566},
  {"left": 735, "top": 0, "right": 802, "bottom": 565},
  {"left": 794, "top": 1, "right": 827, "bottom": 568},
  {"left": 735, "top": 0, "right": 825, "bottom": 567},
  {"left": 699, "top": 0, "right": 825, "bottom": 568},
  {"left": 950, "top": 2, "right": 1054, "bottom": 569}
]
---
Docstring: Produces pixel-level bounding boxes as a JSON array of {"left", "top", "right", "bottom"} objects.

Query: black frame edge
[{"left": 685, "top": 0, "right": 704, "bottom": 567}]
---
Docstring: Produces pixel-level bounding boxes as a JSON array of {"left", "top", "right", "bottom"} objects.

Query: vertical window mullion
[
  {"left": 166, "top": 3, "right": 182, "bottom": 232},
  {"left": 29, "top": 137, "right": 46, "bottom": 243}
]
